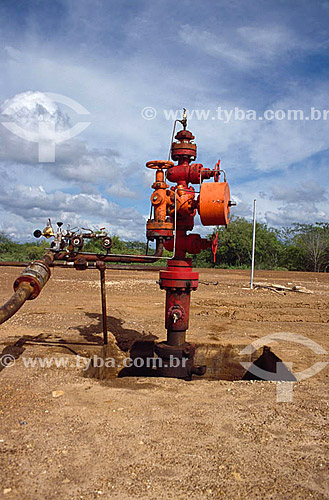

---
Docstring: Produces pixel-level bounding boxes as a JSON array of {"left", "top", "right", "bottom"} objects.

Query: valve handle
[
  {"left": 146, "top": 160, "right": 174, "bottom": 170},
  {"left": 214, "top": 159, "right": 221, "bottom": 182},
  {"left": 211, "top": 232, "right": 218, "bottom": 263}
]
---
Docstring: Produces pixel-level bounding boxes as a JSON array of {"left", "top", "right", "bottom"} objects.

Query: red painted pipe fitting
[
  {"left": 164, "top": 233, "right": 211, "bottom": 255},
  {"left": 166, "top": 162, "right": 213, "bottom": 185}
]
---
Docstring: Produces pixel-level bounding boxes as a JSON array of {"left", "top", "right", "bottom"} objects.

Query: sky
[{"left": 0, "top": 0, "right": 328, "bottom": 242}]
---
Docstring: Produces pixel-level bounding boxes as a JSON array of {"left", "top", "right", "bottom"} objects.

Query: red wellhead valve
[{"left": 144, "top": 110, "right": 235, "bottom": 380}]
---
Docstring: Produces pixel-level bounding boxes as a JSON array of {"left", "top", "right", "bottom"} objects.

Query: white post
[{"left": 250, "top": 199, "right": 257, "bottom": 289}]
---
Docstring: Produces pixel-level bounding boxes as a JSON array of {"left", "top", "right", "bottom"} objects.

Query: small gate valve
[
  {"left": 33, "top": 218, "right": 54, "bottom": 239},
  {"left": 146, "top": 160, "right": 175, "bottom": 241},
  {"left": 168, "top": 305, "right": 184, "bottom": 324}
]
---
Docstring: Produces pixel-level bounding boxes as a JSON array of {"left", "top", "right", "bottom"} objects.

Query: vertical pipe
[
  {"left": 99, "top": 267, "right": 108, "bottom": 345},
  {"left": 250, "top": 199, "right": 257, "bottom": 289},
  {"left": 165, "top": 289, "right": 190, "bottom": 346}
]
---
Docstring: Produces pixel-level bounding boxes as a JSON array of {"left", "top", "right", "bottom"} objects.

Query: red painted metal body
[
  {"left": 159, "top": 259, "right": 197, "bottom": 346},
  {"left": 146, "top": 124, "right": 232, "bottom": 378}
]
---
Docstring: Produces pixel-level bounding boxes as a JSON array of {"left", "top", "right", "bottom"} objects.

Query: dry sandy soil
[{"left": 0, "top": 266, "right": 328, "bottom": 499}]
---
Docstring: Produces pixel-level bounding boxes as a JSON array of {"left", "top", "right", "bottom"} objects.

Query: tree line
[
  {"left": 0, "top": 217, "right": 328, "bottom": 272},
  {"left": 192, "top": 217, "right": 329, "bottom": 272}
]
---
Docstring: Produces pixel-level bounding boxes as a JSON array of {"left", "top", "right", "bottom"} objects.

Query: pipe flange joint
[
  {"left": 14, "top": 261, "right": 51, "bottom": 299},
  {"left": 155, "top": 342, "right": 196, "bottom": 359}
]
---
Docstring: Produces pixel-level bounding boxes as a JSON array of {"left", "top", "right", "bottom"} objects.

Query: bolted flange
[{"left": 155, "top": 342, "right": 206, "bottom": 380}]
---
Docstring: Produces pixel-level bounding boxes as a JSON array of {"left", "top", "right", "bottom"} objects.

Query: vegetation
[
  {"left": 1, "top": 218, "right": 328, "bottom": 271},
  {"left": 83, "top": 235, "right": 147, "bottom": 255},
  {"left": 192, "top": 218, "right": 329, "bottom": 272},
  {"left": 0, "top": 233, "right": 49, "bottom": 262}
]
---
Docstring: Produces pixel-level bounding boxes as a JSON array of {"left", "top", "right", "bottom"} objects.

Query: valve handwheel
[{"left": 146, "top": 160, "right": 174, "bottom": 170}]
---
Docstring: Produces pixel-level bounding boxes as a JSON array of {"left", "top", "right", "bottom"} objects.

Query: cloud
[
  {"left": 0, "top": 1, "right": 328, "bottom": 242},
  {"left": 230, "top": 194, "right": 253, "bottom": 219},
  {"left": 265, "top": 203, "right": 328, "bottom": 227},
  {"left": 179, "top": 24, "right": 308, "bottom": 69},
  {"left": 246, "top": 84, "right": 329, "bottom": 171},
  {"left": 269, "top": 181, "right": 327, "bottom": 204},
  {"left": 3, "top": 45, "right": 23, "bottom": 62},
  {"left": 1, "top": 90, "right": 69, "bottom": 125},
  {"left": 0, "top": 91, "right": 137, "bottom": 195},
  {"left": 106, "top": 182, "right": 138, "bottom": 199},
  {"left": 0, "top": 184, "right": 141, "bottom": 220},
  {"left": 0, "top": 92, "right": 145, "bottom": 240},
  {"left": 179, "top": 25, "right": 255, "bottom": 69},
  {"left": 0, "top": 183, "right": 146, "bottom": 239}
]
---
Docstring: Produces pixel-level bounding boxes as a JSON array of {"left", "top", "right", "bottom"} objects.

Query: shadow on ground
[{"left": 74, "top": 312, "right": 158, "bottom": 351}]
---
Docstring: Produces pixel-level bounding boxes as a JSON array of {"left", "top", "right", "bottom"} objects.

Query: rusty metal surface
[
  {"left": 0, "top": 282, "right": 33, "bottom": 325},
  {"left": 54, "top": 240, "right": 164, "bottom": 265},
  {"left": 13, "top": 251, "right": 54, "bottom": 300},
  {"left": 0, "top": 261, "right": 165, "bottom": 271},
  {"left": 0, "top": 261, "right": 29, "bottom": 267},
  {"left": 14, "top": 261, "right": 50, "bottom": 299},
  {"left": 154, "top": 342, "right": 206, "bottom": 380},
  {"left": 0, "top": 251, "right": 54, "bottom": 325},
  {"left": 96, "top": 261, "right": 108, "bottom": 345}
]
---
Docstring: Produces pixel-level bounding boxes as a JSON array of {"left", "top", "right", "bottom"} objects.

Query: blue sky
[{"left": 0, "top": 0, "right": 328, "bottom": 241}]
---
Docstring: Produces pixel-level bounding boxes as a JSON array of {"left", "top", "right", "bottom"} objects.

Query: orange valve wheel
[
  {"left": 146, "top": 160, "right": 174, "bottom": 170},
  {"left": 198, "top": 182, "right": 231, "bottom": 226}
]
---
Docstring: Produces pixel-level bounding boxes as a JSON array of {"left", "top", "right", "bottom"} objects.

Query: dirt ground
[{"left": 0, "top": 266, "right": 328, "bottom": 499}]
